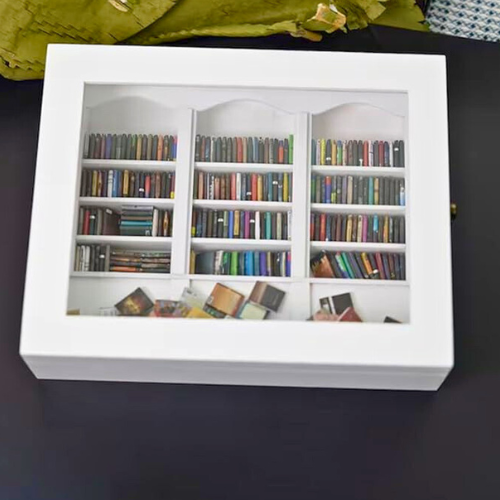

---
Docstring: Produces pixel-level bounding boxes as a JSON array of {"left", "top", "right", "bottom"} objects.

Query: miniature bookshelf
[{"left": 67, "top": 87, "right": 410, "bottom": 323}]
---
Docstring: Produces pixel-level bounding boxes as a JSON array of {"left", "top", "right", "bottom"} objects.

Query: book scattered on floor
[
  {"left": 338, "top": 307, "right": 362, "bottom": 322},
  {"left": 205, "top": 283, "right": 245, "bottom": 317},
  {"left": 249, "top": 281, "right": 285, "bottom": 312},
  {"left": 384, "top": 316, "right": 401, "bottom": 324},
  {"left": 67, "top": 309, "right": 81, "bottom": 315},
  {"left": 319, "top": 293, "right": 353, "bottom": 315},
  {"left": 114, "top": 287, "right": 154, "bottom": 316},
  {"left": 237, "top": 301, "right": 269, "bottom": 320},
  {"left": 150, "top": 300, "right": 179, "bottom": 318}
]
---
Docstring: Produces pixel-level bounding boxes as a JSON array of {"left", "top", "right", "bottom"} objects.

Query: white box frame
[{"left": 20, "top": 45, "right": 453, "bottom": 390}]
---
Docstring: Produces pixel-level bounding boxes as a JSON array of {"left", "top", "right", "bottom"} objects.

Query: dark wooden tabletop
[{"left": 2, "top": 26, "right": 499, "bottom": 500}]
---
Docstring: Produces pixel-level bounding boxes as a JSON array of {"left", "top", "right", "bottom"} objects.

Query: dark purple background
[{"left": 1, "top": 26, "right": 499, "bottom": 500}]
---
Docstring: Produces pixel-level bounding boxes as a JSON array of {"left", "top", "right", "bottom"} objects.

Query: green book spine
[
  {"left": 341, "top": 252, "right": 355, "bottom": 279},
  {"left": 230, "top": 251, "right": 238, "bottom": 275},
  {"left": 288, "top": 134, "right": 293, "bottom": 164},
  {"left": 311, "top": 175, "right": 316, "bottom": 203}
]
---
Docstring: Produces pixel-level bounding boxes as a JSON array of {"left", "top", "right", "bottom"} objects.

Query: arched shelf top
[
  {"left": 313, "top": 102, "right": 404, "bottom": 120},
  {"left": 197, "top": 98, "right": 294, "bottom": 116}
]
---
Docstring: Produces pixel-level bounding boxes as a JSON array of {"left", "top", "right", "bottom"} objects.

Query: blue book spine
[
  {"left": 286, "top": 251, "right": 291, "bottom": 277},
  {"left": 368, "top": 178, "right": 374, "bottom": 205},
  {"left": 325, "top": 178, "right": 331, "bottom": 204},
  {"left": 265, "top": 212, "right": 271, "bottom": 240},
  {"left": 228, "top": 211, "right": 234, "bottom": 238},
  {"left": 260, "top": 252, "right": 267, "bottom": 276},
  {"left": 173, "top": 137, "right": 177, "bottom": 159},
  {"left": 373, "top": 215, "right": 379, "bottom": 240},
  {"left": 341, "top": 252, "right": 355, "bottom": 279},
  {"left": 112, "top": 170, "right": 118, "bottom": 197},
  {"left": 253, "top": 251, "right": 259, "bottom": 276},
  {"left": 326, "top": 215, "right": 331, "bottom": 241},
  {"left": 248, "top": 251, "right": 255, "bottom": 276}
]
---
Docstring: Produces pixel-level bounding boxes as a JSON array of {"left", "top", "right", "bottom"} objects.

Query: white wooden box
[{"left": 20, "top": 45, "right": 453, "bottom": 390}]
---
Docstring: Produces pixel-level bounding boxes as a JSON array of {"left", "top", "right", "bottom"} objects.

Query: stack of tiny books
[{"left": 113, "top": 281, "right": 287, "bottom": 320}]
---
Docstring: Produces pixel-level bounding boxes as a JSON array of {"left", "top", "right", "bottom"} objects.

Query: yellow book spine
[
  {"left": 283, "top": 173, "right": 289, "bottom": 202},
  {"left": 123, "top": 170, "right": 129, "bottom": 197},
  {"left": 136, "top": 134, "right": 142, "bottom": 160},
  {"left": 320, "top": 138, "right": 326, "bottom": 165},
  {"left": 190, "top": 250, "right": 196, "bottom": 274},
  {"left": 361, "top": 252, "right": 373, "bottom": 276},
  {"left": 357, "top": 215, "right": 363, "bottom": 243},
  {"left": 257, "top": 174, "right": 263, "bottom": 201},
  {"left": 346, "top": 215, "right": 353, "bottom": 242},
  {"left": 234, "top": 210, "right": 240, "bottom": 237},
  {"left": 91, "top": 171, "right": 98, "bottom": 196},
  {"left": 374, "top": 178, "right": 379, "bottom": 205},
  {"left": 383, "top": 216, "right": 389, "bottom": 243},
  {"left": 331, "top": 140, "right": 337, "bottom": 166}
]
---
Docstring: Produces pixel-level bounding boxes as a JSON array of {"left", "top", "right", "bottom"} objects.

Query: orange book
[
  {"left": 361, "top": 252, "right": 373, "bottom": 277},
  {"left": 197, "top": 172, "right": 204, "bottom": 199},
  {"left": 214, "top": 176, "right": 220, "bottom": 200},
  {"left": 136, "top": 134, "right": 142, "bottom": 160},
  {"left": 251, "top": 174, "right": 258, "bottom": 201},
  {"left": 97, "top": 171, "right": 103, "bottom": 197},
  {"left": 155, "top": 172, "right": 161, "bottom": 198},
  {"left": 278, "top": 141, "right": 284, "bottom": 163},
  {"left": 231, "top": 173, "right": 236, "bottom": 200},
  {"left": 363, "top": 141, "right": 369, "bottom": 166},
  {"left": 237, "top": 137, "right": 243, "bottom": 163},
  {"left": 320, "top": 213, "right": 326, "bottom": 241},
  {"left": 145, "top": 174, "right": 151, "bottom": 198}
]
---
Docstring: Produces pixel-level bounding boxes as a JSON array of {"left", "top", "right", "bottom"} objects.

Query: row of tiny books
[
  {"left": 114, "top": 282, "right": 286, "bottom": 320},
  {"left": 74, "top": 245, "right": 171, "bottom": 273},
  {"left": 192, "top": 209, "right": 291, "bottom": 241},
  {"left": 310, "top": 214, "right": 405, "bottom": 244},
  {"left": 194, "top": 171, "right": 292, "bottom": 203},
  {"left": 195, "top": 135, "right": 293, "bottom": 165},
  {"left": 80, "top": 169, "right": 176, "bottom": 199},
  {"left": 311, "top": 174, "right": 405, "bottom": 206},
  {"left": 310, "top": 291, "right": 401, "bottom": 323},
  {"left": 77, "top": 207, "right": 173, "bottom": 237},
  {"left": 192, "top": 250, "right": 291, "bottom": 277},
  {"left": 311, "top": 251, "right": 405, "bottom": 280},
  {"left": 311, "top": 139, "right": 405, "bottom": 167},
  {"left": 84, "top": 133, "right": 177, "bottom": 161}
]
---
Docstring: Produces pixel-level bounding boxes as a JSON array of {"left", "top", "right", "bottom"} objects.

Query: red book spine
[
  {"left": 375, "top": 252, "right": 385, "bottom": 279},
  {"left": 145, "top": 174, "right": 151, "bottom": 198},
  {"left": 231, "top": 173, "right": 236, "bottom": 200},
  {"left": 221, "top": 175, "right": 226, "bottom": 200},
  {"left": 320, "top": 213, "right": 326, "bottom": 241},
  {"left": 237, "top": 138, "right": 243, "bottom": 163},
  {"left": 214, "top": 177, "right": 220, "bottom": 200},
  {"left": 251, "top": 174, "right": 257, "bottom": 201},
  {"left": 363, "top": 141, "right": 369, "bottom": 166},
  {"left": 310, "top": 214, "right": 315, "bottom": 240},
  {"left": 378, "top": 141, "right": 384, "bottom": 166},
  {"left": 83, "top": 209, "right": 90, "bottom": 235}
]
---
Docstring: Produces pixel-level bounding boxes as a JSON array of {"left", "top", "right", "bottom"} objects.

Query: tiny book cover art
[
  {"left": 151, "top": 300, "right": 179, "bottom": 318},
  {"left": 319, "top": 293, "right": 353, "bottom": 315},
  {"left": 237, "top": 301, "right": 269, "bottom": 320},
  {"left": 338, "top": 307, "right": 362, "bottom": 322},
  {"left": 249, "top": 281, "right": 285, "bottom": 312},
  {"left": 115, "top": 287, "right": 154, "bottom": 316},
  {"left": 205, "top": 283, "right": 244, "bottom": 317},
  {"left": 310, "top": 251, "right": 335, "bottom": 278}
]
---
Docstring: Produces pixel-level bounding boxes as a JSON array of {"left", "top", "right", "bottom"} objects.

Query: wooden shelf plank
[
  {"left": 311, "top": 165, "right": 405, "bottom": 177},
  {"left": 195, "top": 161, "right": 293, "bottom": 173},
  {"left": 82, "top": 159, "right": 176, "bottom": 172},
  {"left": 310, "top": 241, "right": 406, "bottom": 253},
  {"left": 193, "top": 200, "right": 291, "bottom": 210},
  {"left": 75, "top": 235, "right": 172, "bottom": 250},
  {"left": 310, "top": 203, "right": 405, "bottom": 215},
  {"left": 308, "top": 278, "right": 408, "bottom": 286},
  {"left": 191, "top": 238, "right": 291, "bottom": 252},
  {"left": 71, "top": 271, "right": 171, "bottom": 280},
  {"left": 79, "top": 197, "right": 175, "bottom": 209},
  {"left": 187, "top": 274, "right": 291, "bottom": 282}
]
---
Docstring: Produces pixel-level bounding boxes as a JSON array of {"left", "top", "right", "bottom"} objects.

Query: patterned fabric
[{"left": 427, "top": 0, "right": 500, "bottom": 41}]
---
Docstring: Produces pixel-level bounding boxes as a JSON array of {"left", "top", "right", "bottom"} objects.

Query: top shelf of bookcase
[
  {"left": 82, "top": 160, "right": 176, "bottom": 172},
  {"left": 195, "top": 162, "right": 293, "bottom": 173},
  {"left": 311, "top": 166, "right": 405, "bottom": 178}
]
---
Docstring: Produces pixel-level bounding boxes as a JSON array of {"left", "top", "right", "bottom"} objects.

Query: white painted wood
[
  {"left": 82, "top": 159, "right": 176, "bottom": 171},
  {"left": 310, "top": 203, "right": 405, "bottom": 215},
  {"left": 311, "top": 166, "right": 405, "bottom": 177},
  {"left": 196, "top": 162, "right": 293, "bottom": 173},
  {"left": 79, "top": 197, "right": 175, "bottom": 209},
  {"left": 20, "top": 46, "right": 453, "bottom": 391},
  {"left": 75, "top": 235, "right": 172, "bottom": 250},
  {"left": 193, "top": 200, "right": 291, "bottom": 211},
  {"left": 191, "top": 238, "right": 291, "bottom": 252},
  {"left": 310, "top": 242, "right": 406, "bottom": 253}
]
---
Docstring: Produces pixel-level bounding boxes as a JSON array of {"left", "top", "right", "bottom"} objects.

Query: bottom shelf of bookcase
[{"left": 68, "top": 273, "right": 410, "bottom": 323}]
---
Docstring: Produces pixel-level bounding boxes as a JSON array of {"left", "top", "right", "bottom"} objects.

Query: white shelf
[
  {"left": 310, "top": 241, "right": 405, "bottom": 253},
  {"left": 308, "top": 277, "right": 408, "bottom": 286},
  {"left": 82, "top": 159, "right": 176, "bottom": 172},
  {"left": 195, "top": 162, "right": 293, "bottom": 173},
  {"left": 310, "top": 203, "right": 405, "bottom": 215},
  {"left": 311, "top": 166, "right": 405, "bottom": 177},
  {"left": 71, "top": 271, "right": 171, "bottom": 280},
  {"left": 79, "top": 197, "right": 175, "bottom": 209},
  {"left": 187, "top": 274, "right": 291, "bottom": 282},
  {"left": 76, "top": 235, "right": 172, "bottom": 250},
  {"left": 193, "top": 200, "right": 292, "bottom": 211},
  {"left": 191, "top": 238, "right": 291, "bottom": 252}
]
